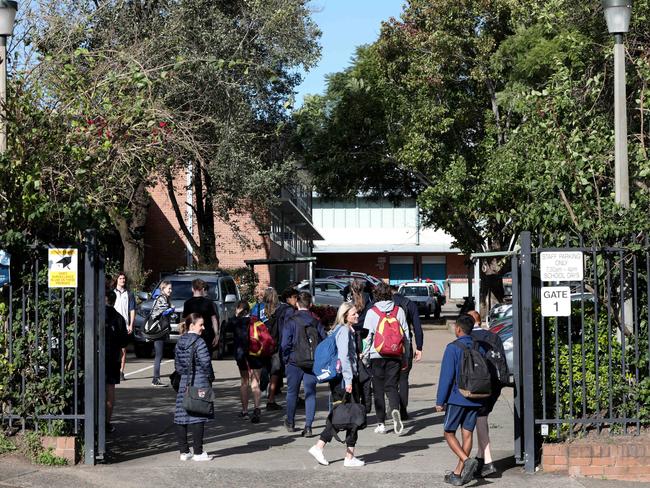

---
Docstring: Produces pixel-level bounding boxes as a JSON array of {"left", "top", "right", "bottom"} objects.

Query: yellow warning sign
[{"left": 48, "top": 248, "right": 78, "bottom": 288}]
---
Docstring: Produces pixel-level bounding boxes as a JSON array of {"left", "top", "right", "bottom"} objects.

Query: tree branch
[{"left": 165, "top": 167, "right": 200, "bottom": 253}]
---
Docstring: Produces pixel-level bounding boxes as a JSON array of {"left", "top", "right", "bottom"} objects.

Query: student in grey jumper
[
  {"left": 308, "top": 302, "right": 364, "bottom": 467},
  {"left": 362, "top": 282, "right": 410, "bottom": 435}
]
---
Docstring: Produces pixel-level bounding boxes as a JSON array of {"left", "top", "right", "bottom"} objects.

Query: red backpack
[
  {"left": 248, "top": 316, "right": 276, "bottom": 357},
  {"left": 371, "top": 306, "right": 404, "bottom": 357}
]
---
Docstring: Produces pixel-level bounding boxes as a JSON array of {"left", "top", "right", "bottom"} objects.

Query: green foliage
[
  {"left": 223, "top": 267, "right": 259, "bottom": 303},
  {"left": 297, "top": 0, "right": 650, "bottom": 254},
  {"left": 0, "top": 266, "right": 81, "bottom": 430},
  {"left": 0, "top": 432, "right": 16, "bottom": 454},
  {"left": 22, "top": 432, "right": 68, "bottom": 466}
]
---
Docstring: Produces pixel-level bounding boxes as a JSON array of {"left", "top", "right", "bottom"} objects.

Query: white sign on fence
[
  {"left": 541, "top": 286, "right": 571, "bottom": 317},
  {"left": 540, "top": 251, "right": 583, "bottom": 282}
]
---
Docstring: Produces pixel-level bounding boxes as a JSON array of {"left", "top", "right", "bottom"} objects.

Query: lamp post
[
  {"left": 602, "top": 0, "right": 632, "bottom": 208},
  {"left": 0, "top": 1, "right": 16, "bottom": 155}
]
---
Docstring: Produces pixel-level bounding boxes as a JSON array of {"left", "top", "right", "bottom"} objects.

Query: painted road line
[{"left": 124, "top": 359, "right": 174, "bottom": 377}]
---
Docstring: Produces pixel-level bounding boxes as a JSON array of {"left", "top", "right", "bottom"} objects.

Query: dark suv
[{"left": 133, "top": 270, "right": 240, "bottom": 359}]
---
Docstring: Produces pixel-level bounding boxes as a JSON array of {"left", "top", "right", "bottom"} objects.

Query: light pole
[
  {"left": 602, "top": 0, "right": 632, "bottom": 208},
  {"left": 0, "top": 1, "right": 17, "bottom": 155}
]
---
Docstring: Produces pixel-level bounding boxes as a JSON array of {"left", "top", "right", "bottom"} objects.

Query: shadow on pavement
[{"left": 362, "top": 434, "right": 444, "bottom": 464}]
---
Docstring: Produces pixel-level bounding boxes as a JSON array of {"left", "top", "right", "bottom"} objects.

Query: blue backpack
[{"left": 313, "top": 326, "right": 342, "bottom": 383}]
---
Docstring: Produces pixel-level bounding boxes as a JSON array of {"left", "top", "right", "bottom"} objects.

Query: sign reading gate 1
[
  {"left": 541, "top": 286, "right": 571, "bottom": 317},
  {"left": 48, "top": 248, "right": 78, "bottom": 288}
]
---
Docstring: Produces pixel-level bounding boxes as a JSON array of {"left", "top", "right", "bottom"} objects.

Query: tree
[
  {"left": 21, "top": 0, "right": 320, "bottom": 281},
  {"left": 296, "top": 0, "right": 650, "bottom": 306}
]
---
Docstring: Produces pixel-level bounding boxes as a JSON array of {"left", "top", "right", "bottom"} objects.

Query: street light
[
  {"left": 0, "top": 0, "right": 16, "bottom": 155},
  {"left": 602, "top": 0, "right": 632, "bottom": 208}
]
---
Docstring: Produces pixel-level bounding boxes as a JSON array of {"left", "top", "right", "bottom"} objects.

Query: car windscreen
[
  {"left": 400, "top": 287, "right": 428, "bottom": 297},
  {"left": 155, "top": 281, "right": 217, "bottom": 300}
]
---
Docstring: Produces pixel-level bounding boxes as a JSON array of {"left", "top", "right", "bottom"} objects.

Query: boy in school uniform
[{"left": 435, "top": 315, "right": 483, "bottom": 485}]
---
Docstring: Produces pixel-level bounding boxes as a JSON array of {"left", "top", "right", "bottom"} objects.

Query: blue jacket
[
  {"left": 436, "top": 335, "right": 484, "bottom": 408},
  {"left": 281, "top": 310, "right": 325, "bottom": 366},
  {"left": 174, "top": 332, "right": 215, "bottom": 424}
]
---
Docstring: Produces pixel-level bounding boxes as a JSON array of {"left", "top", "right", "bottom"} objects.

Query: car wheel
[{"left": 134, "top": 343, "right": 153, "bottom": 358}]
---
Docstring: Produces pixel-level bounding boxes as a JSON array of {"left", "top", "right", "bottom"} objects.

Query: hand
[
  {"left": 212, "top": 336, "right": 219, "bottom": 348},
  {"left": 128, "top": 326, "right": 133, "bottom": 334},
  {"left": 414, "top": 349, "right": 422, "bottom": 362},
  {"left": 435, "top": 404, "right": 445, "bottom": 413},
  {"left": 345, "top": 384, "right": 353, "bottom": 393}
]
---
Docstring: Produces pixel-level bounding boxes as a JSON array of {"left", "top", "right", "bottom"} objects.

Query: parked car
[
  {"left": 398, "top": 282, "right": 439, "bottom": 319},
  {"left": 296, "top": 279, "right": 347, "bottom": 307},
  {"left": 133, "top": 270, "right": 240, "bottom": 359}
]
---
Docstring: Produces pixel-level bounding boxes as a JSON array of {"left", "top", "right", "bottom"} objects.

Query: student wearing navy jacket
[
  {"left": 435, "top": 315, "right": 483, "bottom": 486},
  {"left": 280, "top": 291, "right": 325, "bottom": 437}
]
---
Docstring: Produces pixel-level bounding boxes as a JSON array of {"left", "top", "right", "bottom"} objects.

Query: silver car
[
  {"left": 133, "top": 271, "right": 240, "bottom": 359},
  {"left": 296, "top": 279, "right": 347, "bottom": 307},
  {"left": 398, "top": 283, "right": 437, "bottom": 318}
]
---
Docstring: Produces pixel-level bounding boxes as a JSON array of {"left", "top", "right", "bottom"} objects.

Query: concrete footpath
[{"left": 1, "top": 327, "right": 648, "bottom": 488}]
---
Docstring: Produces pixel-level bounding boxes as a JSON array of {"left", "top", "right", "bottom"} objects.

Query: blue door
[
  {"left": 389, "top": 264, "right": 414, "bottom": 285},
  {"left": 422, "top": 263, "right": 446, "bottom": 292}
]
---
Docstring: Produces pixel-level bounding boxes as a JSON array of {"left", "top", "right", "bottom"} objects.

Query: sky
[{"left": 294, "top": 0, "right": 406, "bottom": 107}]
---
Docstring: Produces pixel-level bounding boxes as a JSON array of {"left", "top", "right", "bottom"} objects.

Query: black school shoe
[
  {"left": 474, "top": 457, "right": 485, "bottom": 477},
  {"left": 443, "top": 472, "right": 463, "bottom": 486},
  {"left": 480, "top": 462, "right": 498, "bottom": 478},
  {"left": 301, "top": 427, "right": 314, "bottom": 438},
  {"left": 283, "top": 418, "right": 296, "bottom": 432},
  {"left": 251, "top": 408, "right": 261, "bottom": 424},
  {"left": 460, "top": 458, "right": 479, "bottom": 484}
]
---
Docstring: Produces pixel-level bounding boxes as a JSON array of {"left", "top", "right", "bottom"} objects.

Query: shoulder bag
[{"left": 182, "top": 342, "right": 215, "bottom": 417}]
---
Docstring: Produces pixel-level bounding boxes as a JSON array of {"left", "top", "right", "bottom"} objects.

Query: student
[
  {"left": 435, "top": 315, "right": 483, "bottom": 485},
  {"left": 183, "top": 279, "right": 219, "bottom": 354},
  {"left": 308, "top": 302, "right": 365, "bottom": 467},
  {"left": 266, "top": 287, "right": 298, "bottom": 411},
  {"left": 174, "top": 313, "right": 215, "bottom": 461},
  {"left": 349, "top": 279, "right": 373, "bottom": 331},
  {"left": 105, "top": 291, "right": 129, "bottom": 433},
  {"left": 113, "top": 272, "right": 135, "bottom": 382},
  {"left": 468, "top": 310, "right": 501, "bottom": 478},
  {"left": 391, "top": 285, "right": 423, "bottom": 420},
  {"left": 363, "top": 282, "right": 410, "bottom": 435},
  {"left": 150, "top": 281, "right": 174, "bottom": 387},
  {"left": 281, "top": 291, "right": 325, "bottom": 437},
  {"left": 230, "top": 301, "right": 264, "bottom": 424}
]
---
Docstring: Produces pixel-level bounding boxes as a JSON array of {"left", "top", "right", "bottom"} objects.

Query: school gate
[
  {"left": 509, "top": 232, "right": 650, "bottom": 473},
  {"left": 0, "top": 231, "right": 107, "bottom": 464}
]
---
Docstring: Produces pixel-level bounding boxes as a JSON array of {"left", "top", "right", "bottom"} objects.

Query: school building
[
  {"left": 312, "top": 197, "right": 470, "bottom": 297},
  {"left": 143, "top": 172, "right": 321, "bottom": 290}
]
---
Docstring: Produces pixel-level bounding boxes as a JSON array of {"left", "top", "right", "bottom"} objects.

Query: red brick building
[{"left": 143, "top": 174, "right": 321, "bottom": 291}]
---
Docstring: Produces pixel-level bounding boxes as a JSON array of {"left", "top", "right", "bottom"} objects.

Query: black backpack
[
  {"left": 453, "top": 339, "right": 492, "bottom": 399},
  {"left": 293, "top": 315, "right": 321, "bottom": 370},
  {"left": 472, "top": 331, "right": 509, "bottom": 387}
]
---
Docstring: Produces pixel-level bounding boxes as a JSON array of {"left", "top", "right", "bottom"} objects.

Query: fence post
[
  {"left": 511, "top": 254, "right": 524, "bottom": 464},
  {"left": 84, "top": 230, "right": 98, "bottom": 465},
  {"left": 520, "top": 231, "right": 536, "bottom": 473}
]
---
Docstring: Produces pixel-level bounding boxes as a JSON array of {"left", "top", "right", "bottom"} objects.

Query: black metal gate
[
  {"left": 512, "top": 231, "right": 650, "bottom": 473},
  {"left": 1, "top": 230, "right": 106, "bottom": 464}
]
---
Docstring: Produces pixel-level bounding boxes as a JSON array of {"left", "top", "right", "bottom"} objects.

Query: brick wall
[
  {"left": 543, "top": 441, "right": 650, "bottom": 481},
  {"left": 145, "top": 179, "right": 276, "bottom": 289}
]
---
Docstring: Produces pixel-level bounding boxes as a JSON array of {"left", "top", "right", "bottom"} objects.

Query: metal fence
[
  {"left": 0, "top": 231, "right": 106, "bottom": 464},
  {"left": 513, "top": 231, "right": 650, "bottom": 473}
]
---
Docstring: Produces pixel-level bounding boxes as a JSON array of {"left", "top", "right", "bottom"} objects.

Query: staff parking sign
[{"left": 48, "top": 248, "right": 78, "bottom": 288}]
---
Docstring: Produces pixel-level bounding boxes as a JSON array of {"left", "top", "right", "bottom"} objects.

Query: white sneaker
[
  {"left": 374, "top": 423, "right": 386, "bottom": 434},
  {"left": 192, "top": 452, "right": 213, "bottom": 462},
  {"left": 308, "top": 445, "right": 329, "bottom": 466},
  {"left": 391, "top": 409, "right": 404, "bottom": 435},
  {"left": 344, "top": 456, "right": 365, "bottom": 467},
  {"left": 179, "top": 452, "right": 192, "bottom": 461}
]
